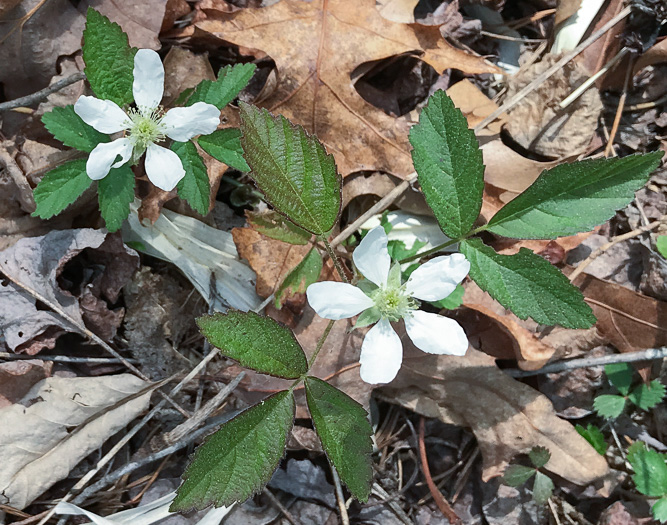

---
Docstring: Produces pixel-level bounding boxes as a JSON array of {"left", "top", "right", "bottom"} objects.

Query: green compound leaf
[
  {"left": 503, "top": 465, "right": 536, "bottom": 487},
  {"left": 628, "top": 380, "right": 666, "bottom": 411},
  {"left": 275, "top": 248, "right": 323, "bottom": 309},
  {"left": 657, "top": 236, "right": 667, "bottom": 258},
  {"left": 529, "top": 446, "right": 550, "bottom": 469},
  {"left": 305, "top": 377, "right": 373, "bottom": 502},
  {"left": 430, "top": 283, "right": 465, "bottom": 310},
  {"left": 627, "top": 441, "right": 667, "bottom": 498},
  {"left": 575, "top": 424, "right": 608, "bottom": 456},
  {"left": 171, "top": 390, "right": 295, "bottom": 511},
  {"left": 460, "top": 238, "right": 596, "bottom": 329},
  {"left": 173, "top": 141, "right": 210, "bottom": 215},
  {"left": 532, "top": 472, "right": 554, "bottom": 505},
  {"left": 605, "top": 362, "right": 634, "bottom": 396},
  {"left": 32, "top": 159, "right": 92, "bottom": 219},
  {"left": 246, "top": 210, "right": 311, "bottom": 245},
  {"left": 198, "top": 128, "right": 250, "bottom": 172},
  {"left": 653, "top": 496, "right": 667, "bottom": 523},
  {"left": 487, "top": 152, "right": 664, "bottom": 239},
  {"left": 594, "top": 394, "right": 626, "bottom": 419},
  {"left": 239, "top": 102, "right": 342, "bottom": 235},
  {"left": 98, "top": 164, "right": 135, "bottom": 232},
  {"left": 42, "top": 105, "right": 109, "bottom": 153},
  {"left": 188, "top": 63, "right": 256, "bottom": 110},
  {"left": 197, "top": 311, "right": 308, "bottom": 379},
  {"left": 409, "top": 90, "right": 484, "bottom": 239},
  {"left": 82, "top": 8, "right": 137, "bottom": 106}
]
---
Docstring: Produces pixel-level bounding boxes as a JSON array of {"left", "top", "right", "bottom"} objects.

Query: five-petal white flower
[
  {"left": 306, "top": 227, "right": 470, "bottom": 384},
  {"left": 74, "top": 49, "right": 221, "bottom": 191}
]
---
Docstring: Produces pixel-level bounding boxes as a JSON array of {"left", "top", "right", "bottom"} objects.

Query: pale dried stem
[{"left": 0, "top": 72, "right": 85, "bottom": 112}]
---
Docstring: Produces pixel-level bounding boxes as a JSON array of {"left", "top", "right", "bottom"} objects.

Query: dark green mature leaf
[
  {"left": 487, "top": 152, "right": 664, "bottom": 239},
  {"left": 305, "top": 377, "right": 373, "bottom": 502},
  {"left": 42, "top": 105, "right": 109, "bottom": 153},
  {"left": 409, "top": 90, "right": 484, "bottom": 239},
  {"left": 605, "top": 362, "right": 634, "bottom": 396},
  {"left": 188, "top": 63, "right": 256, "bottom": 110},
  {"left": 628, "top": 381, "right": 666, "bottom": 411},
  {"left": 503, "top": 465, "right": 536, "bottom": 487},
  {"left": 275, "top": 248, "right": 323, "bottom": 308},
  {"left": 529, "top": 446, "right": 550, "bottom": 469},
  {"left": 460, "top": 238, "right": 596, "bottom": 328},
  {"left": 97, "top": 164, "right": 135, "bottom": 232},
  {"left": 239, "top": 102, "right": 342, "bottom": 235},
  {"left": 575, "top": 424, "right": 608, "bottom": 455},
  {"left": 627, "top": 442, "right": 667, "bottom": 497},
  {"left": 198, "top": 129, "right": 250, "bottom": 172},
  {"left": 82, "top": 8, "right": 136, "bottom": 106},
  {"left": 171, "top": 391, "right": 295, "bottom": 511},
  {"left": 246, "top": 210, "right": 311, "bottom": 245},
  {"left": 33, "top": 159, "right": 92, "bottom": 219},
  {"left": 532, "top": 472, "right": 554, "bottom": 504},
  {"left": 594, "top": 395, "right": 626, "bottom": 419},
  {"left": 653, "top": 496, "right": 667, "bottom": 523},
  {"left": 173, "top": 141, "right": 210, "bottom": 215},
  {"left": 197, "top": 311, "right": 308, "bottom": 378}
]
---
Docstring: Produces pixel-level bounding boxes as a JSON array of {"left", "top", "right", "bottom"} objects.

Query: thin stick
[
  {"left": 0, "top": 72, "right": 85, "bottom": 112},
  {"left": 322, "top": 236, "right": 349, "bottom": 283},
  {"left": 0, "top": 352, "right": 140, "bottom": 364},
  {"left": 331, "top": 466, "right": 350, "bottom": 525},
  {"left": 263, "top": 488, "right": 302, "bottom": 525},
  {"left": 308, "top": 319, "right": 335, "bottom": 369},
  {"left": 604, "top": 50, "right": 634, "bottom": 157},
  {"left": 505, "top": 346, "right": 667, "bottom": 378}
]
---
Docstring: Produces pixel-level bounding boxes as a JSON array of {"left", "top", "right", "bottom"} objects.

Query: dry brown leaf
[
  {"left": 635, "top": 37, "right": 667, "bottom": 72},
  {"left": 376, "top": 0, "right": 419, "bottom": 23},
  {"left": 161, "top": 0, "right": 190, "bottom": 32},
  {"left": 0, "top": 360, "right": 52, "bottom": 408},
  {"left": 162, "top": 46, "right": 216, "bottom": 106},
  {"left": 554, "top": 0, "right": 583, "bottom": 27},
  {"left": 192, "top": 0, "right": 499, "bottom": 177},
  {"left": 447, "top": 79, "right": 505, "bottom": 137}
]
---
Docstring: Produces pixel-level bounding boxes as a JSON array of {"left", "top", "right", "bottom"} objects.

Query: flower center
[
  {"left": 126, "top": 106, "right": 166, "bottom": 152},
  {"left": 373, "top": 285, "right": 418, "bottom": 322}
]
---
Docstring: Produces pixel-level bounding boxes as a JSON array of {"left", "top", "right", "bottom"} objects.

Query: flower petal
[
  {"left": 162, "top": 102, "right": 220, "bottom": 142},
  {"left": 306, "top": 281, "right": 374, "bottom": 320},
  {"left": 354, "top": 226, "right": 391, "bottom": 286},
  {"left": 405, "top": 253, "right": 470, "bottom": 301},
  {"left": 133, "top": 49, "right": 164, "bottom": 110},
  {"left": 74, "top": 96, "right": 129, "bottom": 134},
  {"left": 404, "top": 310, "right": 468, "bottom": 356},
  {"left": 359, "top": 319, "right": 402, "bottom": 384},
  {"left": 145, "top": 142, "right": 185, "bottom": 191},
  {"left": 86, "top": 138, "right": 133, "bottom": 180}
]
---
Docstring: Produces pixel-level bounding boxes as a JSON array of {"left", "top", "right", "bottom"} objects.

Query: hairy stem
[
  {"left": 322, "top": 236, "right": 350, "bottom": 283},
  {"left": 308, "top": 319, "right": 335, "bottom": 369}
]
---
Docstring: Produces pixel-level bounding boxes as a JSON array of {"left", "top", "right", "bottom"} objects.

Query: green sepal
[
  {"left": 353, "top": 307, "right": 382, "bottom": 329},
  {"left": 97, "top": 164, "right": 135, "bottom": 233},
  {"left": 42, "top": 105, "right": 109, "bottom": 153},
  {"left": 173, "top": 141, "right": 211, "bottom": 215},
  {"left": 32, "top": 159, "right": 92, "bottom": 219},
  {"left": 356, "top": 279, "right": 378, "bottom": 296}
]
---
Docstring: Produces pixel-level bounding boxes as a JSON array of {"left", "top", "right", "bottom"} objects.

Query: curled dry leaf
[{"left": 0, "top": 360, "right": 52, "bottom": 408}]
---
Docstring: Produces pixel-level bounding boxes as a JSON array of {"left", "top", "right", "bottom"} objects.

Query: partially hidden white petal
[
  {"left": 405, "top": 253, "right": 470, "bottom": 301},
  {"left": 353, "top": 226, "right": 391, "bottom": 286},
  {"left": 162, "top": 102, "right": 220, "bottom": 142},
  {"left": 306, "top": 281, "right": 374, "bottom": 320},
  {"left": 145, "top": 142, "right": 185, "bottom": 191},
  {"left": 133, "top": 49, "right": 164, "bottom": 110},
  {"left": 54, "top": 502, "right": 117, "bottom": 525},
  {"left": 359, "top": 318, "right": 402, "bottom": 384},
  {"left": 404, "top": 310, "right": 468, "bottom": 356},
  {"left": 86, "top": 138, "right": 133, "bottom": 180},
  {"left": 74, "top": 96, "right": 129, "bottom": 134}
]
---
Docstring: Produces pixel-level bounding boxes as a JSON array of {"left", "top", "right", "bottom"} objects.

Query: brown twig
[
  {"left": 263, "top": 488, "right": 302, "bottom": 525},
  {"left": 0, "top": 72, "right": 85, "bottom": 112},
  {"left": 603, "top": 51, "right": 635, "bottom": 157}
]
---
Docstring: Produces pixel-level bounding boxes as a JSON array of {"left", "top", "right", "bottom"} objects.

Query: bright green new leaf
[
  {"left": 198, "top": 129, "right": 250, "bottom": 172},
  {"left": 430, "top": 283, "right": 465, "bottom": 310},
  {"left": 171, "top": 391, "right": 295, "bottom": 511},
  {"left": 42, "top": 105, "right": 109, "bottom": 153},
  {"left": 409, "top": 90, "right": 484, "bottom": 239},
  {"left": 657, "top": 236, "right": 667, "bottom": 258},
  {"left": 246, "top": 210, "right": 311, "bottom": 245},
  {"left": 653, "top": 496, "right": 667, "bottom": 523},
  {"left": 197, "top": 311, "right": 308, "bottom": 378},
  {"left": 605, "top": 362, "right": 634, "bottom": 396},
  {"left": 628, "top": 380, "right": 666, "bottom": 411},
  {"left": 173, "top": 141, "right": 210, "bottom": 215},
  {"left": 529, "top": 446, "right": 550, "bottom": 469},
  {"left": 305, "top": 377, "right": 373, "bottom": 502},
  {"left": 239, "top": 102, "right": 342, "bottom": 235},
  {"left": 32, "top": 159, "right": 92, "bottom": 219},
  {"left": 503, "top": 465, "right": 536, "bottom": 487},
  {"left": 275, "top": 248, "right": 323, "bottom": 308},
  {"left": 82, "top": 8, "right": 136, "bottom": 106},
  {"left": 532, "top": 472, "right": 554, "bottom": 504},
  {"left": 187, "top": 63, "right": 256, "bottom": 110},
  {"left": 486, "top": 152, "right": 664, "bottom": 239},
  {"left": 97, "top": 165, "right": 135, "bottom": 232},
  {"left": 627, "top": 442, "right": 667, "bottom": 497},
  {"left": 575, "top": 424, "right": 607, "bottom": 456},
  {"left": 594, "top": 394, "right": 626, "bottom": 419},
  {"left": 460, "top": 238, "right": 596, "bottom": 328}
]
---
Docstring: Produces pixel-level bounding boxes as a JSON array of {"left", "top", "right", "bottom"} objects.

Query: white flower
[
  {"left": 74, "top": 49, "right": 220, "bottom": 191},
  {"left": 306, "top": 227, "right": 470, "bottom": 384}
]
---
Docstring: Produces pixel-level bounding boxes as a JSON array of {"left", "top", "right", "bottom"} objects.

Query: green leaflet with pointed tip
[
  {"left": 503, "top": 465, "right": 536, "bottom": 487},
  {"left": 275, "top": 248, "right": 323, "bottom": 309},
  {"left": 98, "top": 164, "right": 135, "bottom": 233},
  {"left": 82, "top": 8, "right": 136, "bottom": 106},
  {"left": 305, "top": 377, "right": 373, "bottom": 502},
  {"left": 628, "top": 380, "right": 666, "bottom": 411},
  {"left": 605, "top": 362, "right": 634, "bottom": 396},
  {"left": 653, "top": 496, "right": 667, "bottom": 523},
  {"left": 198, "top": 128, "right": 250, "bottom": 172},
  {"left": 529, "top": 446, "right": 550, "bottom": 469},
  {"left": 171, "top": 390, "right": 295, "bottom": 511},
  {"left": 32, "top": 159, "right": 92, "bottom": 219},
  {"left": 187, "top": 63, "right": 256, "bottom": 110},
  {"left": 532, "top": 472, "right": 554, "bottom": 505},
  {"left": 627, "top": 441, "right": 667, "bottom": 498},
  {"left": 460, "top": 238, "right": 596, "bottom": 328},
  {"left": 239, "top": 102, "right": 342, "bottom": 235},
  {"left": 42, "top": 105, "right": 109, "bottom": 153},
  {"left": 173, "top": 141, "right": 210, "bottom": 215},
  {"left": 197, "top": 311, "right": 308, "bottom": 378},
  {"left": 575, "top": 424, "right": 607, "bottom": 456},
  {"left": 594, "top": 394, "right": 626, "bottom": 419},
  {"left": 486, "top": 152, "right": 664, "bottom": 239},
  {"left": 409, "top": 90, "right": 484, "bottom": 239}
]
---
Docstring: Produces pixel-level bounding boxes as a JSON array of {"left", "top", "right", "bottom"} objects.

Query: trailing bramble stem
[
  {"left": 308, "top": 319, "right": 335, "bottom": 369},
  {"left": 321, "top": 236, "right": 350, "bottom": 283}
]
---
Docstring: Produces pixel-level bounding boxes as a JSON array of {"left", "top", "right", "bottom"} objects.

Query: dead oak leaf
[{"left": 194, "top": 0, "right": 499, "bottom": 177}]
